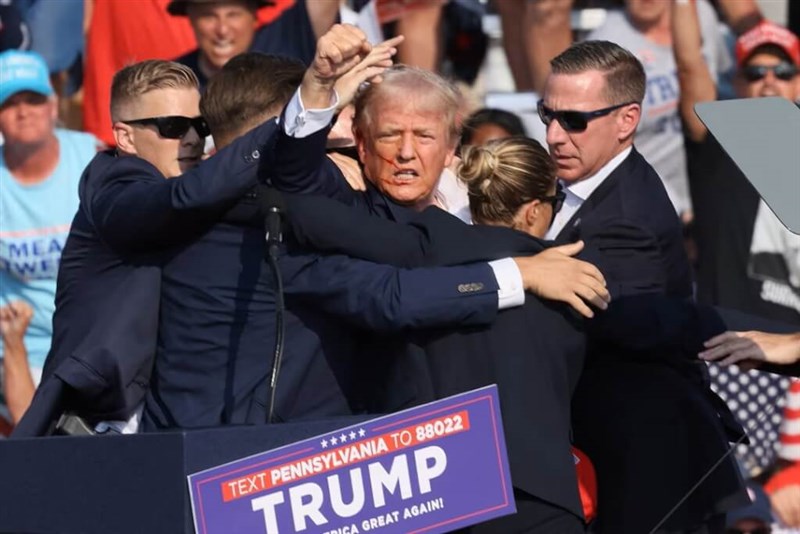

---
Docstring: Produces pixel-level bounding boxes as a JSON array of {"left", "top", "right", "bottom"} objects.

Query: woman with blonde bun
[{"left": 459, "top": 137, "right": 564, "bottom": 238}]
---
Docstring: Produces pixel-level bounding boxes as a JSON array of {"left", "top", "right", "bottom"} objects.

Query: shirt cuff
[
  {"left": 282, "top": 88, "right": 339, "bottom": 138},
  {"left": 489, "top": 258, "right": 525, "bottom": 310}
]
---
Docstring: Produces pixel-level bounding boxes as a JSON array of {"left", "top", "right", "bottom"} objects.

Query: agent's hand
[
  {"left": 333, "top": 35, "right": 403, "bottom": 110},
  {"left": 699, "top": 330, "right": 800, "bottom": 368},
  {"left": 302, "top": 24, "right": 373, "bottom": 109},
  {"left": 327, "top": 152, "right": 365, "bottom": 191},
  {"left": 514, "top": 241, "right": 610, "bottom": 318}
]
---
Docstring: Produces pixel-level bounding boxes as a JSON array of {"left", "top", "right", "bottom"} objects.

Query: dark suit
[
  {"left": 556, "top": 149, "right": 746, "bottom": 533},
  {"left": 13, "top": 121, "right": 280, "bottom": 437},
  {"left": 271, "top": 142, "right": 746, "bottom": 532},
  {"left": 278, "top": 189, "right": 742, "bottom": 532},
  {"left": 137, "top": 118, "right": 509, "bottom": 430},
  {"left": 142, "top": 186, "right": 503, "bottom": 430},
  {"left": 270, "top": 130, "right": 603, "bottom": 530}
]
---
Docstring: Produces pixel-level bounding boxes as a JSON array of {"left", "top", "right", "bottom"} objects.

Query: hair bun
[
  {"left": 481, "top": 148, "right": 499, "bottom": 174},
  {"left": 459, "top": 144, "right": 500, "bottom": 195}
]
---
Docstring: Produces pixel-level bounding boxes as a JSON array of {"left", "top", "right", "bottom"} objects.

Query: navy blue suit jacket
[
  {"left": 268, "top": 130, "right": 749, "bottom": 522},
  {"left": 274, "top": 183, "right": 737, "bottom": 522},
  {"left": 142, "top": 187, "right": 502, "bottom": 430},
  {"left": 13, "top": 121, "right": 279, "bottom": 437},
  {"left": 269, "top": 128, "right": 595, "bottom": 518},
  {"left": 558, "top": 149, "right": 746, "bottom": 532},
  {"left": 140, "top": 124, "right": 503, "bottom": 430}
]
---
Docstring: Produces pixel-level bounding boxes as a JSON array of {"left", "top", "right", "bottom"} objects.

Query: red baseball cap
[{"left": 736, "top": 20, "right": 800, "bottom": 67}]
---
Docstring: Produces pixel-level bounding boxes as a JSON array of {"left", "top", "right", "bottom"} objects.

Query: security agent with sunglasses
[
  {"left": 533, "top": 40, "right": 750, "bottom": 534},
  {"left": 13, "top": 25, "right": 372, "bottom": 437},
  {"left": 675, "top": 11, "right": 800, "bottom": 331}
]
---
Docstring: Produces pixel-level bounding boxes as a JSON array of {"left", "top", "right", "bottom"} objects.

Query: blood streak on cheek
[{"left": 377, "top": 153, "right": 400, "bottom": 169}]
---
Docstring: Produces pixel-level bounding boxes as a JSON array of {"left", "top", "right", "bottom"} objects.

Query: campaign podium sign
[{"left": 188, "top": 385, "right": 515, "bottom": 534}]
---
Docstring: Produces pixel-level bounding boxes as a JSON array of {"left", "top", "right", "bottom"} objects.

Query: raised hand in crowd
[
  {"left": 301, "top": 24, "right": 374, "bottom": 109},
  {"left": 514, "top": 241, "right": 611, "bottom": 319},
  {"left": 700, "top": 330, "right": 800, "bottom": 369},
  {"left": 0, "top": 300, "right": 35, "bottom": 424}
]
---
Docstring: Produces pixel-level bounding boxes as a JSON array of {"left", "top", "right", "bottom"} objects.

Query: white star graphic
[
  {"left": 330, "top": 436, "right": 338, "bottom": 445},
  {"left": 349, "top": 431, "right": 357, "bottom": 441},
  {"left": 339, "top": 433, "right": 348, "bottom": 443},
  {"left": 321, "top": 439, "right": 328, "bottom": 449},
  {"left": 358, "top": 428, "right": 366, "bottom": 438}
]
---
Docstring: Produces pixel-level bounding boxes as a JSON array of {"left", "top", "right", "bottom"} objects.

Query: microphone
[
  {"left": 263, "top": 187, "right": 285, "bottom": 259},
  {"left": 261, "top": 187, "right": 286, "bottom": 424}
]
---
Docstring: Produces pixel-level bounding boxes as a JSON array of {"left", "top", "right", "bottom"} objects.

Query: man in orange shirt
[{"left": 82, "top": 0, "right": 296, "bottom": 146}]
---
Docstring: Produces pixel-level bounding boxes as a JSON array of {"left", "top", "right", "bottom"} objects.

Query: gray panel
[{"left": 695, "top": 97, "right": 800, "bottom": 235}]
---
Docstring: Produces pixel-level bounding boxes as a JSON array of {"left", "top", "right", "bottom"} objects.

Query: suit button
[
  {"left": 457, "top": 282, "right": 484, "bottom": 293},
  {"left": 251, "top": 149, "right": 260, "bottom": 160}
]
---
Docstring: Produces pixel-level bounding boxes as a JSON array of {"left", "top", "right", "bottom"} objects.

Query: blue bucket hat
[{"left": 0, "top": 50, "right": 53, "bottom": 106}]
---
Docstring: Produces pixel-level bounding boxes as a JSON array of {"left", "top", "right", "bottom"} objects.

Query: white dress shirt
[{"left": 546, "top": 147, "right": 632, "bottom": 240}]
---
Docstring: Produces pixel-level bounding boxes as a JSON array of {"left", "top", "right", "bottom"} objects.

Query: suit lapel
[{"left": 555, "top": 149, "right": 640, "bottom": 241}]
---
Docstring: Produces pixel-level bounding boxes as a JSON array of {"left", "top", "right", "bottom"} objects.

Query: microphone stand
[
  {"left": 648, "top": 400, "right": 778, "bottom": 533},
  {"left": 264, "top": 195, "right": 285, "bottom": 424}
]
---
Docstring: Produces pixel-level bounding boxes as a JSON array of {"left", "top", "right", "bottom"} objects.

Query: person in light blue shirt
[{"left": 0, "top": 50, "right": 99, "bottom": 385}]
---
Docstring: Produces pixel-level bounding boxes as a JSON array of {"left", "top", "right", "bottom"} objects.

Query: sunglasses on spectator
[
  {"left": 537, "top": 99, "right": 636, "bottom": 133},
  {"left": 121, "top": 116, "right": 210, "bottom": 139},
  {"left": 541, "top": 183, "right": 566, "bottom": 226},
  {"left": 741, "top": 62, "right": 798, "bottom": 82}
]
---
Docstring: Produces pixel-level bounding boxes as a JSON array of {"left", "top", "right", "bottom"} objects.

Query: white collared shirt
[
  {"left": 546, "top": 147, "right": 632, "bottom": 240},
  {"left": 282, "top": 88, "right": 340, "bottom": 137}
]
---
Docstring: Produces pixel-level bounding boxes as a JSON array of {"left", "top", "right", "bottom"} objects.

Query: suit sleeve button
[{"left": 457, "top": 283, "right": 485, "bottom": 293}]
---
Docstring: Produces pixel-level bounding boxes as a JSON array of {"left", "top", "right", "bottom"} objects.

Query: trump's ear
[
  {"left": 112, "top": 122, "right": 137, "bottom": 156},
  {"left": 617, "top": 103, "right": 641, "bottom": 143},
  {"left": 354, "top": 127, "right": 368, "bottom": 165}
]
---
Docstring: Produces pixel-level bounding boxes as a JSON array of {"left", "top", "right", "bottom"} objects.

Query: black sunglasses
[
  {"left": 741, "top": 62, "right": 798, "bottom": 82},
  {"left": 537, "top": 99, "right": 636, "bottom": 133},
  {"left": 122, "top": 115, "right": 210, "bottom": 139},
  {"left": 540, "top": 183, "right": 566, "bottom": 226}
]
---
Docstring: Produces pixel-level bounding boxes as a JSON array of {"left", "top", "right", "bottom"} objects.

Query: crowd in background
[{"left": 1, "top": 0, "right": 800, "bottom": 531}]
